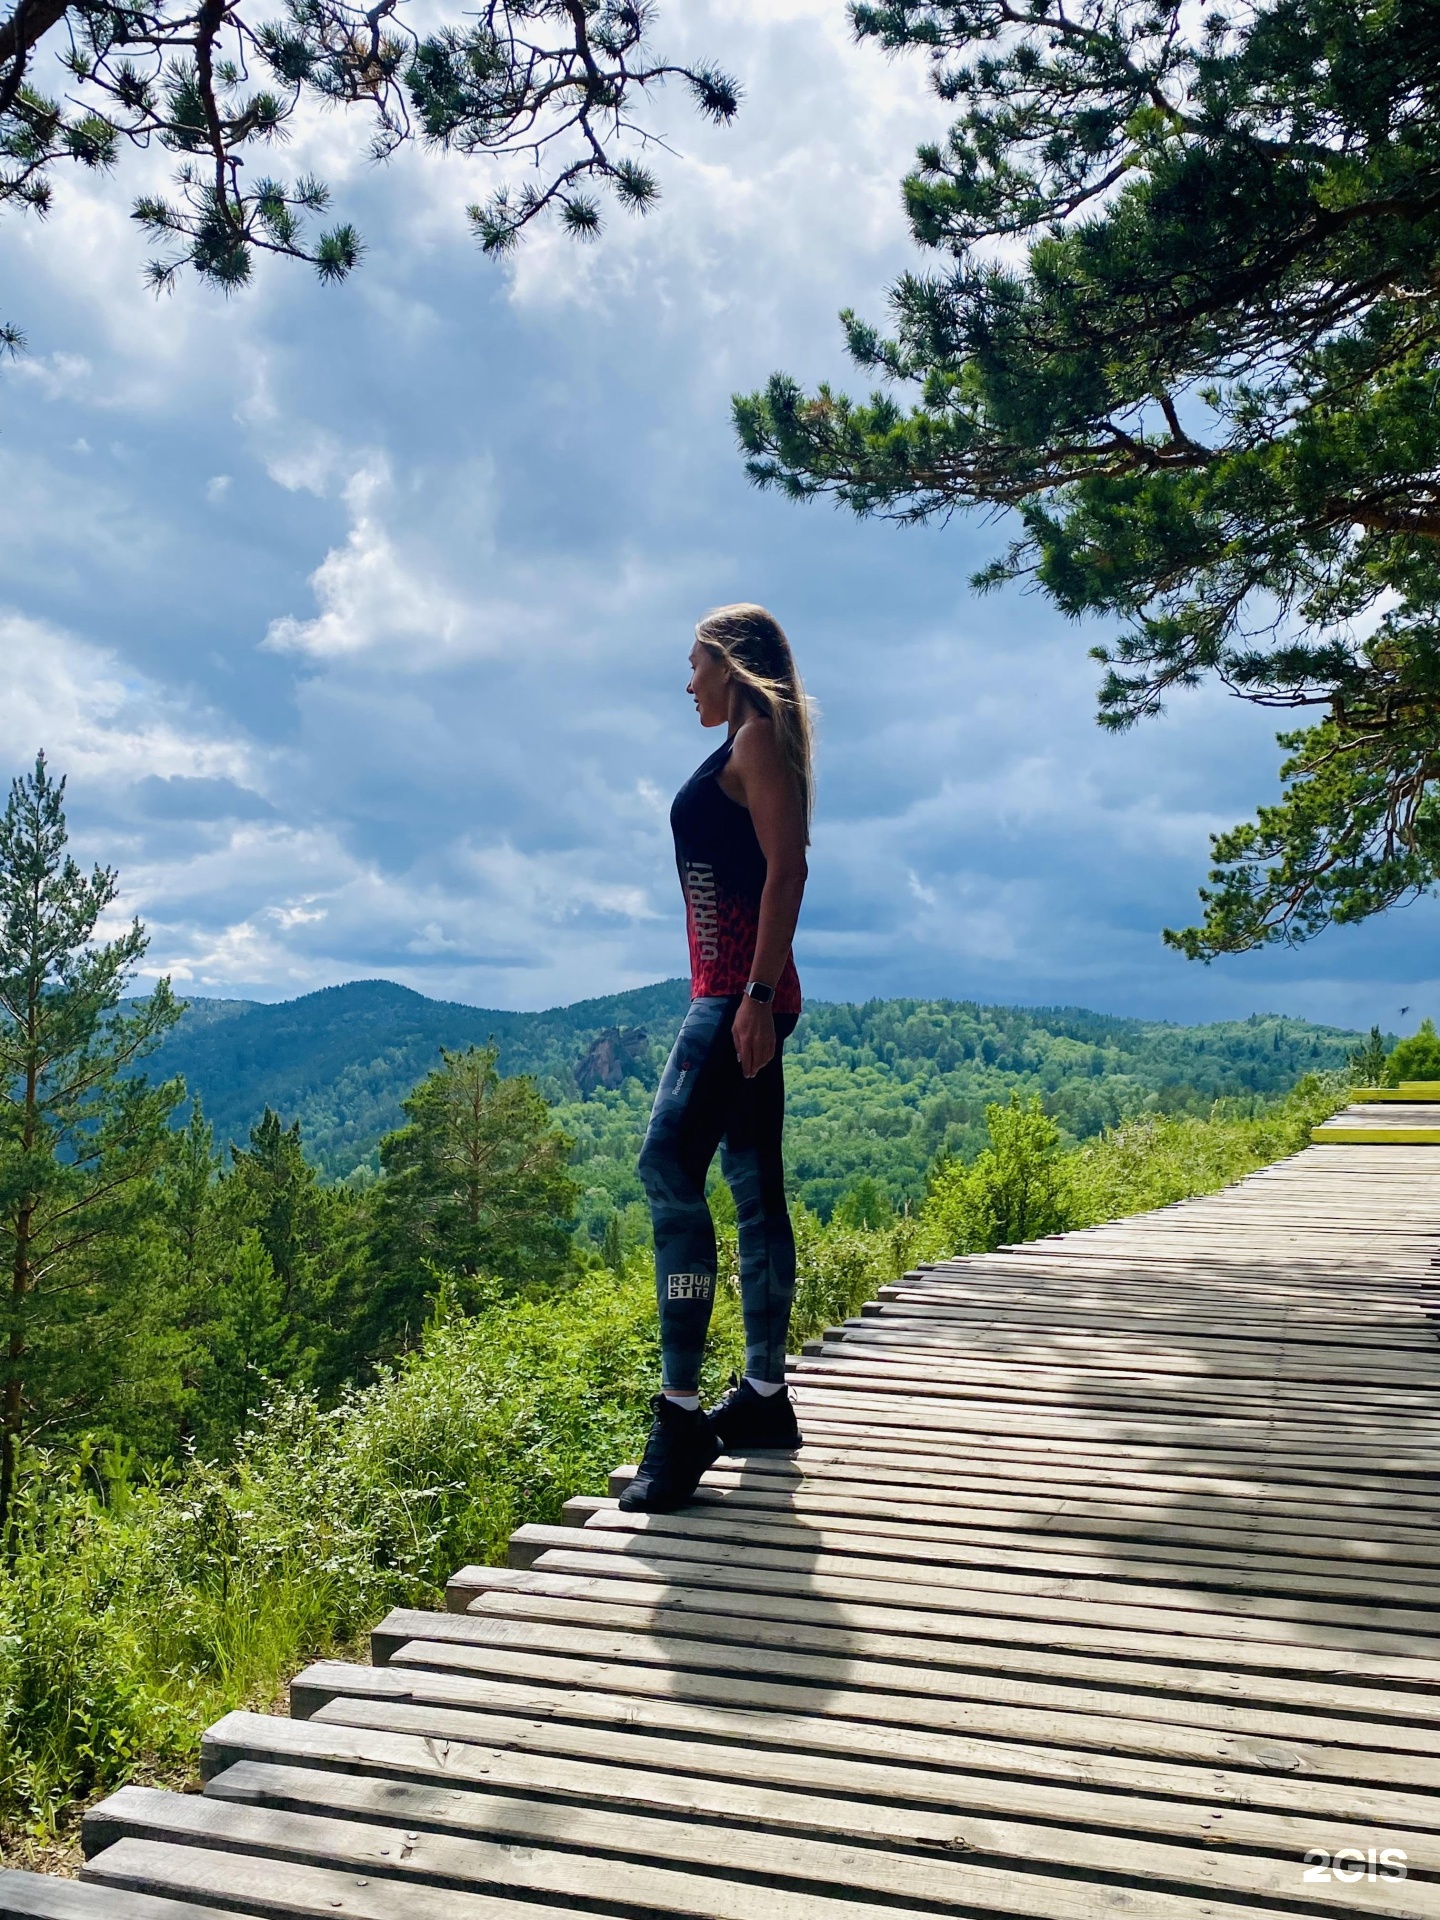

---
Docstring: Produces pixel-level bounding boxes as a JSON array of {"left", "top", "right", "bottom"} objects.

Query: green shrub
[
  {"left": 923, "top": 1094, "right": 1073, "bottom": 1254},
  {"left": 1386, "top": 1018, "right": 1440, "bottom": 1084},
  {"left": 1066, "top": 1072, "right": 1348, "bottom": 1223},
  {"left": 787, "top": 1207, "right": 907, "bottom": 1344},
  {"left": 0, "top": 1264, "right": 736, "bottom": 1840}
]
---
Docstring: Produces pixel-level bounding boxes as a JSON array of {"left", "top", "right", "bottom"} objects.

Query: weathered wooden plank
[
  {"left": 788, "top": 1388, "right": 1440, "bottom": 1468},
  {"left": 446, "top": 1560, "right": 1440, "bottom": 1685},
  {"left": 866, "top": 1293, "right": 1440, "bottom": 1348},
  {"left": 824, "top": 1308, "right": 1440, "bottom": 1366},
  {"left": 508, "top": 1534, "right": 1437, "bottom": 1656},
  {"left": 377, "top": 1630, "right": 1440, "bottom": 1791},
  {"left": 0, "top": 1874, "right": 234, "bottom": 1920},
  {"left": 575, "top": 1479, "right": 1440, "bottom": 1576},
  {"left": 303, "top": 1682, "right": 1440, "bottom": 1834},
  {"left": 680, "top": 1430, "right": 1440, "bottom": 1510},
  {"left": 397, "top": 1600, "right": 1440, "bottom": 1749},
  {"left": 507, "top": 1515, "right": 1440, "bottom": 1640},
  {"left": 789, "top": 1360, "right": 1440, "bottom": 1436},
  {"left": 825, "top": 1318, "right": 1440, "bottom": 1387},
  {"left": 201, "top": 1754, "right": 1440, "bottom": 1918},
  {"left": 83, "top": 1784, "right": 1345, "bottom": 1920},
  {"left": 603, "top": 1456, "right": 1440, "bottom": 1550},
  {"left": 781, "top": 1414, "right": 1440, "bottom": 1494},
  {"left": 82, "top": 1842, "right": 566, "bottom": 1920},
  {"left": 409, "top": 1590, "right": 1440, "bottom": 1735},
  {"left": 201, "top": 1711, "right": 1440, "bottom": 1882}
]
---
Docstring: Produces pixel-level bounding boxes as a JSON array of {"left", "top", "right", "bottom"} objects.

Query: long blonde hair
[{"left": 695, "top": 603, "right": 814, "bottom": 841}]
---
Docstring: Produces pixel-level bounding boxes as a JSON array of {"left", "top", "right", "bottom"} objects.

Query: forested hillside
[
  {"left": 149, "top": 980, "right": 1364, "bottom": 1220},
  {"left": 143, "top": 978, "right": 693, "bottom": 1179}
]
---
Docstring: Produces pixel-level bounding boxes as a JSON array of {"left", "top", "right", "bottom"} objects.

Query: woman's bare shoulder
[{"left": 729, "top": 712, "right": 783, "bottom": 773}]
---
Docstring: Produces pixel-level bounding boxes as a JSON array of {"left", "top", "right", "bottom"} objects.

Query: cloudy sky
[{"left": 3, "top": 0, "right": 1438, "bottom": 1030}]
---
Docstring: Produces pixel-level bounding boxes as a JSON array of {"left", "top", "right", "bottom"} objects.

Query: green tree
[
  {"left": 225, "top": 1110, "right": 326, "bottom": 1321},
  {"left": 1348, "top": 1025, "right": 1391, "bottom": 1087},
  {"left": 0, "top": 754, "right": 183, "bottom": 1531},
  {"left": 1, "top": 0, "right": 736, "bottom": 324},
  {"left": 160, "top": 1099, "right": 219, "bottom": 1299},
  {"left": 832, "top": 1175, "right": 893, "bottom": 1231},
  {"left": 924, "top": 1095, "right": 1072, "bottom": 1254},
  {"left": 194, "top": 1228, "right": 287, "bottom": 1449},
  {"left": 1385, "top": 1018, "right": 1440, "bottom": 1084},
  {"left": 601, "top": 1211, "right": 624, "bottom": 1277},
  {"left": 355, "top": 1045, "right": 578, "bottom": 1364},
  {"left": 736, "top": 0, "right": 1440, "bottom": 954},
  {"left": 213, "top": 1106, "right": 366, "bottom": 1400}
]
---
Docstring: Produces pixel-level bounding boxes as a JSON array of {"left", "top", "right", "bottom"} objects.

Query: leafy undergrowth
[{"left": 0, "top": 1071, "right": 1348, "bottom": 1853}]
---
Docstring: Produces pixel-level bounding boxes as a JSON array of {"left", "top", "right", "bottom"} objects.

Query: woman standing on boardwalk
[{"left": 621, "top": 604, "right": 813, "bottom": 1513}]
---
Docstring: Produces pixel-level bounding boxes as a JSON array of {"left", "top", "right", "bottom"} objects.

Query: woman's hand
[{"left": 733, "top": 995, "right": 776, "bottom": 1078}]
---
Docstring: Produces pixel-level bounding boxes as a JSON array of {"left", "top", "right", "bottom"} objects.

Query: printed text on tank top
[{"left": 670, "top": 736, "right": 802, "bottom": 1015}]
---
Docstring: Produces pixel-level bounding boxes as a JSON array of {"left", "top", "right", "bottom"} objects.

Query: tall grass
[{"left": 0, "top": 1072, "right": 1349, "bottom": 1850}]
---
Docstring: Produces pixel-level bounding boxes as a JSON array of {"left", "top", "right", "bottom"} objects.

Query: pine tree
[
  {"left": 162, "top": 1099, "right": 220, "bottom": 1297},
  {"left": 351, "top": 1045, "right": 578, "bottom": 1367},
  {"left": 736, "top": 0, "right": 1440, "bottom": 954},
  {"left": 0, "top": 754, "right": 182, "bottom": 1531},
  {"left": 602, "top": 1211, "right": 624, "bottom": 1277},
  {"left": 212, "top": 1106, "right": 366, "bottom": 1403},
  {"left": 1, "top": 0, "right": 737, "bottom": 332},
  {"left": 1347, "top": 1026, "right": 1391, "bottom": 1088},
  {"left": 198, "top": 1229, "right": 287, "bottom": 1451}
]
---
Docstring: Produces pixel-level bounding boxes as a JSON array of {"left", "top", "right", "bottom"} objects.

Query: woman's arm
[{"left": 724, "top": 717, "right": 808, "bottom": 1077}]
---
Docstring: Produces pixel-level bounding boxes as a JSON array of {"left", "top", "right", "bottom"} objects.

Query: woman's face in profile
[{"left": 687, "top": 641, "right": 731, "bottom": 728}]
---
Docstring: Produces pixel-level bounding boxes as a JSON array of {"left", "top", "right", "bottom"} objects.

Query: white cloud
[
  {"left": 0, "top": 611, "right": 253, "bottom": 789},
  {"left": 13, "top": 351, "right": 93, "bottom": 400},
  {"left": 262, "top": 455, "right": 487, "bottom": 663}
]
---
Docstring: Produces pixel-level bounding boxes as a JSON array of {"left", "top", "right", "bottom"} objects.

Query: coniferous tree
[
  {"left": 602, "top": 1210, "right": 624, "bottom": 1277},
  {"left": 1, "top": 0, "right": 737, "bottom": 338},
  {"left": 349, "top": 1045, "right": 577, "bottom": 1367},
  {"left": 161, "top": 1098, "right": 219, "bottom": 1298},
  {"left": 213, "top": 1106, "right": 366, "bottom": 1398},
  {"left": 736, "top": 0, "right": 1440, "bottom": 954},
  {"left": 0, "top": 754, "right": 182, "bottom": 1530},
  {"left": 1347, "top": 1026, "right": 1391, "bottom": 1087},
  {"left": 197, "top": 1229, "right": 287, "bottom": 1450}
]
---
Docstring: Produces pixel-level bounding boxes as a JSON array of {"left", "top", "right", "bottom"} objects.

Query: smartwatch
[{"left": 744, "top": 981, "right": 776, "bottom": 1004}]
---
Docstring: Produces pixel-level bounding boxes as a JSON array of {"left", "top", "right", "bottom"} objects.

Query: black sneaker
[
  {"left": 708, "top": 1374, "right": 802, "bottom": 1453},
  {"left": 618, "top": 1394, "right": 722, "bottom": 1512}
]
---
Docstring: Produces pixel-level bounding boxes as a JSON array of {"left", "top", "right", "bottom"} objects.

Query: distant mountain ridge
[
  {"left": 141, "top": 978, "right": 1366, "bottom": 1190},
  {"left": 143, "top": 977, "right": 692, "bottom": 1178}
]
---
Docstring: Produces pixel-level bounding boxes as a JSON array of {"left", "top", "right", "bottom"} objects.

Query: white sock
[
  {"left": 746, "top": 1376, "right": 784, "bottom": 1398},
  {"left": 663, "top": 1391, "right": 701, "bottom": 1412}
]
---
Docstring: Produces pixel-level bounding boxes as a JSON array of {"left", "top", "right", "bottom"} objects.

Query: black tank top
[{"left": 670, "top": 736, "right": 802, "bottom": 1013}]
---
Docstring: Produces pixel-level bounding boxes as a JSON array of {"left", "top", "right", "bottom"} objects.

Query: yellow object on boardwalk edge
[{"left": 1312, "top": 1125, "right": 1440, "bottom": 1143}]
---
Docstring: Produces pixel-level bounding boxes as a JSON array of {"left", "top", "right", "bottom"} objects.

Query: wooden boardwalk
[{"left": 5, "top": 1126, "right": 1440, "bottom": 1919}]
